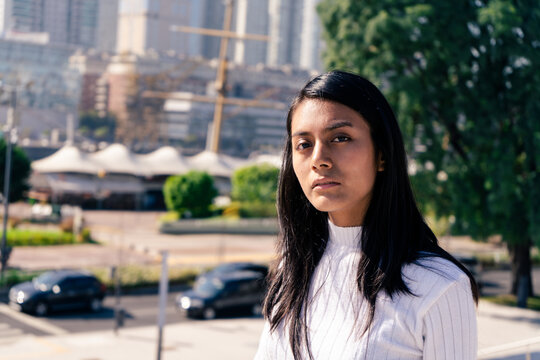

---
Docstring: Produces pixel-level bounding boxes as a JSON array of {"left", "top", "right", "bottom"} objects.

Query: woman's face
[{"left": 290, "top": 99, "right": 382, "bottom": 227}]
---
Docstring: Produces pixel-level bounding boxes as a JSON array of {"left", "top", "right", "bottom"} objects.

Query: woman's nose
[{"left": 311, "top": 142, "right": 332, "bottom": 169}]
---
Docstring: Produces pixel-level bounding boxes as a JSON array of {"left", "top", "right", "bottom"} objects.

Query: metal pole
[
  {"left": 113, "top": 265, "right": 123, "bottom": 334},
  {"left": 156, "top": 251, "right": 169, "bottom": 360},
  {"left": 0, "top": 90, "right": 15, "bottom": 282},
  {"left": 209, "top": 0, "right": 234, "bottom": 153}
]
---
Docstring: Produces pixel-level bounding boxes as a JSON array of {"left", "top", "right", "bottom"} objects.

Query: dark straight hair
[{"left": 263, "top": 70, "right": 479, "bottom": 360}]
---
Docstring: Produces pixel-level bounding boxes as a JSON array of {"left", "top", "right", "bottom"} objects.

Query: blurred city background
[{"left": 0, "top": 0, "right": 538, "bottom": 359}]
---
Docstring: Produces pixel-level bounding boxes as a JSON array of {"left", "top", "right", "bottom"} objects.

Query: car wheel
[
  {"left": 252, "top": 304, "right": 263, "bottom": 317},
  {"left": 89, "top": 298, "right": 103, "bottom": 312},
  {"left": 202, "top": 307, "right": 216, "bottom": 320},
  {"left": 34, "top": 302, "right": 48, "bottom": 317}
]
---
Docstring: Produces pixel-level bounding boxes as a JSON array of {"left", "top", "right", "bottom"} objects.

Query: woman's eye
[
  {"left": 332, "top": 136, "right": 350, "bottom": 143},
  {"left": 295, "top": 141, "right": 311, "bottom": 150}
]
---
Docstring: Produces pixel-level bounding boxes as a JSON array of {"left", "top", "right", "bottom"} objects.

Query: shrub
[
  {"left": 238, "top": 202, "right": 277, "bottom": 218},
  {"left": 5, "top": 229, "right": 91, "bottom": 246},
  {"left": 77, "top": 228, "right": 92, "bottom": 243},
  {"left": 231, "top": 164, "right": 279, "bottom": 203},
  {"left": 163, "top": 171, "right": 218, "bottom": 218},
  {"left": 0, "top": 269, "right": 42, "bottom": 288},
  {"left": 91, "top": 265, "right": 199, "bottom": 289}
]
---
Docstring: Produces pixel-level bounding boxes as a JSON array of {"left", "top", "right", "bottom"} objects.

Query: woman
[{"left": 255, "top": 70, "right": 478, "bottom": 359}]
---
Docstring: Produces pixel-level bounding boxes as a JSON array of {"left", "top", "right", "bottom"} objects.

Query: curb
[{"left": 159, "top": 218, "right": 279, "bottom": 235}]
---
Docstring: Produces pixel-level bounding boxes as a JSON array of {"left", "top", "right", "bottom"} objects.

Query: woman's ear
[{"left": 377, "top": 153, "right": 385, "bottom": 172}]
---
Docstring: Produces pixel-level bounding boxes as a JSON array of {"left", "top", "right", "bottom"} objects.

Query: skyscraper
[
  {"left": 0, "top": 0, "right": 102, "bottom": 48},
  {"left": 116, "top": 0, "right": 205, "bottom": 56},
  {"left": 232, "top": 0, "right": 268, "bottom": 66},
  {"left": 96, "top": 0, "right": 119, "bottom": 52},
  {"left": 267, "top": 0, "right": 323, "bottom": 70},
  {"left": 298, "top": 0, "right": 322, "bottom": 70}
]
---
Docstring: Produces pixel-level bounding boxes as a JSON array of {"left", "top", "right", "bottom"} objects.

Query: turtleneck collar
[{"left": 327, "top": 219, "right": 362, "bottom": 248}]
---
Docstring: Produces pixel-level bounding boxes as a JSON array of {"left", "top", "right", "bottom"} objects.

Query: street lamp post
[{"left": 0, "top": 90, "right": 17, "bottom": 282}]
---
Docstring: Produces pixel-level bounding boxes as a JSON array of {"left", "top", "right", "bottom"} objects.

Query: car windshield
[
  {"left": 193, "top": 278, "right": 224, "bottom": 297},
  {"left": 32, "top": 272, "right": 59, "bottom": 291}
]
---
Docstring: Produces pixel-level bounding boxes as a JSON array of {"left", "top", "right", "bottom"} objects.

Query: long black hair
[{"left": 263, "top": 70, "right": 479, "bottom": 360}]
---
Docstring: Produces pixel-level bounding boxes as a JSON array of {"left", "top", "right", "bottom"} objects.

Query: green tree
[
  {"left": 79, "top": 111, "right": 116, "bottom": 142},
  {"left": 0, "top": 138, "right": 31, "bottom": 202},
  {"left": 163, "top": 171, "right": 218, "bottom": 218},
  {"left": 231, "top": 163, "right": 279, "bottom": 203},
  {"left": 318, "top": 0, "right": 539, "bottom": 296}
]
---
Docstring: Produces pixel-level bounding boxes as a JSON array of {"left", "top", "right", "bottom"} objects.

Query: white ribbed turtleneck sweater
[{"left": 254, "top": 221, "right": 477, "bottom": 359}]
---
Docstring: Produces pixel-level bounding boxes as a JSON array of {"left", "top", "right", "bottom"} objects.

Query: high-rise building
[
  {"left": 116, "top": 0, "right": 205, "bottom": 56},
  {"left": 200, "top": 0, "right": 224, "bottom": 60},
  {"left": 299, "top": 0, "right": 323, "bottom": 70},
  {"left": 0, "top": 0, "right": 102, "bottom": 48},
  {"left": 231, "top": 0, "right": 268, "bottom": 66},
  {"left": 267, "top": 0, "right": 323, "bottom": 70},
  {"left": 96, "top": 0, "right": 119, "bottom": 52}
]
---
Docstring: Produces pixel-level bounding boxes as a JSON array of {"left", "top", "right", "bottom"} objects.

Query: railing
[{"left": 478, "top": 336, "right": 540, "bottom": 359}]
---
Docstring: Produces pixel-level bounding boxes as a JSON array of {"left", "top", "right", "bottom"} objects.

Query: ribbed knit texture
[{"left": 254, "top": 221, "right": 478, "bottom": 359}]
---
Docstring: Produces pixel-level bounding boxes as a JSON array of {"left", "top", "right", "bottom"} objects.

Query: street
[
  {"left": 0, "top": 284, "right": 267, "bottom": 337},
  {"left": 1, "top": 267, "right": 539, "bottom": 337},
  {"left": 0, "top": 290, "right": 188, "bottom": 336},
  {"left": 481, "top": 268, "right": 540, "bottom": 297}
]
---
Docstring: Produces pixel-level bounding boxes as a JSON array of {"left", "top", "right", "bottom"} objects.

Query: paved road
[
  {"left": 3, "top": 267, "right": 539, "bottom": 339},
  {"left": 0, "top": 289, "right": 189, "bottom": 336},
  {"left": 481, "top": 268, "right": 540, "bottom": 297},
  {"left": 0, "top": 284, "right": 267, "bottom": 337}
]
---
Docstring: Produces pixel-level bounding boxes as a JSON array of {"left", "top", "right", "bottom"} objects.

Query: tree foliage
[
  {"left": 163, "top": 171, "right": 218, "bottom": 218},
  {"left": 318, "top": 0, "right": 539, "bottom": 294},
  {"left": 79, "top": 111, "right": 116, "bottom": 142},
  {"left": 231, "top": 163, "right": 279, "bottom": 203},
  {"left": 318, "top": 0, "right": 538, "bottom": 241},
  {"left": 0, "top": 138, "right": 31, "bottom": 202}
]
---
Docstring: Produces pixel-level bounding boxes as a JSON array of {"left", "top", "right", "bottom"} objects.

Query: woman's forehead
[{"left": 290, "top": 99, "right": 369, "bottom": 134}]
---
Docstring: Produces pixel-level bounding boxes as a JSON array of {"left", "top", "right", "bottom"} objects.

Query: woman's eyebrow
[
  {"left": 292, "top": 120, "right": 354, "bottom": 137},
  {"left": 325, "top": 120, "right": 353, "bottom": 132}
]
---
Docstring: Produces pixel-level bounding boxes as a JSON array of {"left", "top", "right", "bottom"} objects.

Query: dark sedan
[
  {"left": 9, "top": 270, "right": 107, "bottom": 316},
  {"left": 177, "top": 270, "right": 266, "bottom": 320}
]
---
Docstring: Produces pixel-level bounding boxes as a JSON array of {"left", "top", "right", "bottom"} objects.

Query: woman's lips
[{"left": 312, "top": 181, "right": 340, "bottom": 190}]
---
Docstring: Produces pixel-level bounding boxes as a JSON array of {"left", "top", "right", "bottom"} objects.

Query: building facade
[
  {"left": 116, "top": 0, "right": 323, "bottom": 70},
  {"left": 74, "top": 51, "right": 313, "bottom": 155},
  {"left": 0, "top": 0, "right": 107, "bottom": 49},
  {"left": 0, "top": 37, "right": 81, "bottom": 143},
  {"left": 116, "top": 0, "right": 205, "bottom": 57},
  {"left": 95, "top": 0, "right": 119, "bottom": 52}
]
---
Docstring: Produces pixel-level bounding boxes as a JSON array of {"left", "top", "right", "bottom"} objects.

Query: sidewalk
[
  {"left": 1, "top": 300, "right": 539, "bottom": 360},
  {"left": 0, "top": 314, "right": 264, "bottom": 360}
]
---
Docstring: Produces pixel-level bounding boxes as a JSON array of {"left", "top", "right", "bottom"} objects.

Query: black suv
[
  {"left": 9, "top": 270, "right": 107, "bottom": 316},
  {"left": 177, "top": 269, "right": 267, "bottom": 320}
]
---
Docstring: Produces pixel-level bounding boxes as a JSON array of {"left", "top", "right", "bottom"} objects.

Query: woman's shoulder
[
  {"left": 400, "top": 255, "right": 473, "bottom": 309},
  {"left": 405, "top": 254, "right": 469, "bottom": 281}
]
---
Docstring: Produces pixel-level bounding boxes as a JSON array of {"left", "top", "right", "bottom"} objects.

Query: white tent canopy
[
  {"left": 187, "top": 150, "right": 247, "bottom": 178},
  {"left": 31, "top": 145, "right": 271, "bottom": 179},
  {"left": 137, "top": 146, "right": 190, "bottom": 176},
  {"left": 31, "top": 145, "right": 101, "bottom": 174},
  {"left": 89, "top": 143, "right": 147, "bottom": 176},
  {"left": 247, "top": 153, "right": 282, "bottom": 168}
]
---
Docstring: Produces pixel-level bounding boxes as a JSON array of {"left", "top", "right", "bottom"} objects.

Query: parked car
[
  {"left": 9, "top": 270, "right": 107, "bottom": 316},
  {"left": 177, "top": 270, "right": 266, "bottom": 320}
]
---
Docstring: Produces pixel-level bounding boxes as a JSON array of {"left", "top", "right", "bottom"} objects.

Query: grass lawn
[{"left": 482, "top": 294, "right": 540, "bottom": 311}]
